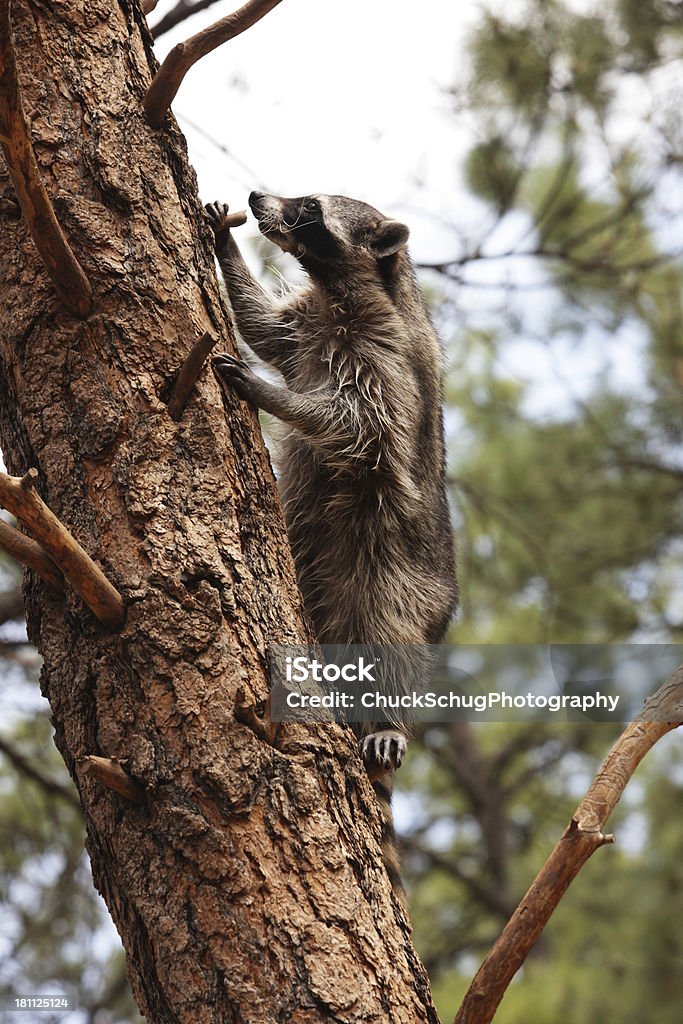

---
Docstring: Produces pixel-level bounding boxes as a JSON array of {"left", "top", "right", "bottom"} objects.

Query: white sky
[
  {"left": 150, "top": 0, "right": 666, "bottom": 415},
  {"left": 153, "top": 0, "right": 481, "bottom": 262}
]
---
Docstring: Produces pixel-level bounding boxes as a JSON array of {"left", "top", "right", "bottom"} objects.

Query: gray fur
[{"left": 206, "top": 192, "right": 458, "bottom": 776}]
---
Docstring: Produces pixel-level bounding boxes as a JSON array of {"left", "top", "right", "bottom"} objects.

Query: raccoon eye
[{"left": 304, "top": 200, "right": 319, "bottom": 213}]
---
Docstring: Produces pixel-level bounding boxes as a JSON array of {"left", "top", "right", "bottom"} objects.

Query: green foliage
[
  {"left": 479, "top": 746, "right": 683, "bottom": 1024},
  {"left": 566, "top": 16, "right": 616, "bottom": 106},
  {"left": 0, "top": 636, "right": 142, "bottom": 1024},
  {"left": 618, "top": 0, "right": 683, "bottom": 67},
  {"left": 449, "top": 371, "right": 682, "bottom": 640},
  {"left": 470, "top": 9, "right": 555, "bottom": 114},
  {"left": 441, "top": 0, "right": 683, "bottom": 646},
  {"left": 404, "top": 2, "right": 683, "bottom": 1021},
  {"left": 464, "top": 137, "right": 520, "bottom": 211}
]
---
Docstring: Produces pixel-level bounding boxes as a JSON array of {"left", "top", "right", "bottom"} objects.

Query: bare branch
[
  {"left": 152, "top": 0, "right": 224, "bottom": 39},
  {"left": 0, "top": 0, "right": 93, "bottom": 318},
  {"left": 453, "top": 663, "right": 683, "bottom": 1024},
  {"left": 144, "top": 0, "right": 284, "bottom": 128},
  {"left": 168, "top": 331, "right": 218, "bottom": 421},
  {"left": 614, "top": 456, "right": 683, "bottom": 482},
  {"left": 0, "top": 469, "right": 125, "bottom": 630},
  {"left": 141, "top": 0, "right": 160, "bottom": 13},
  {"left": 402, "top": 834, "right": 515, "bottom": 920},
  {"left": 0, "top": 517, "right": 64, "bottom": 591},
  {"left": 0, "top": 735, "right": 82, "bottom": 808},
  {"left": 78, "top": 755, "right": 146, "bottom": 805},
  {"left": 419, "top": 245, "right": 682, "bottom": 277},
  {"left": 0, "top": 581, "right": 23, "bottom": 623}
]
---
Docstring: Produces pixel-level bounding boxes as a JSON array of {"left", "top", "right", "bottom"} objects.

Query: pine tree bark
[{"left": 0, "top": 1, "right": 438, "bottom": 1021}]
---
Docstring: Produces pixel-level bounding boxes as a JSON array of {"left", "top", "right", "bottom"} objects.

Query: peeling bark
[{"left": 0, "top": 1, "right": 439, "bottom": 1021}]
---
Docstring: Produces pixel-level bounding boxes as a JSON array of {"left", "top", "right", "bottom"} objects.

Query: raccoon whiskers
[{"left": 282, "top": 217, "right": 317, "bottom": 232}]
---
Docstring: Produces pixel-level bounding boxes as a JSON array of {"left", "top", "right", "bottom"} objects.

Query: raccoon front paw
[
  {"left": 362, "top": 730, "right": 407, "bottom": 772},
  {"left": 213, "top": 354, "right": 259, "bottom": 402},
  {"left": 205, "top": 201, "right": 232, "bottom": 249}
]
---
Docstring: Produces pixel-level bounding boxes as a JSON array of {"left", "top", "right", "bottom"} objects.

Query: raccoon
[{"left": 206, "top": 192, "right": 458, "bottom": 903}]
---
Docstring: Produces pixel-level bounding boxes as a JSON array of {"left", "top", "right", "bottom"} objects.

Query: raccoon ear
[{"left": 368, "top": 219, "right": 410, "bottom": 259}]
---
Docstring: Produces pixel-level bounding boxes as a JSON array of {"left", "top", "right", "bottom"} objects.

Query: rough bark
[{"left": 0, "top": 1, "right": 438, "bottom": 1021}]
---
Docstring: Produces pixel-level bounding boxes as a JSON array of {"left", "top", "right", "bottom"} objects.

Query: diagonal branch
[
  {"left": 453, "top": 663, "right": 683, "bottom": 1024},
  {"left": 0, "top": 0, "right": 93, "bottom": 318},
  {"left": 402, "top": 834, "right": 515, "bottom": 920},
  {"left": 144, "top": 0, "right": 284, "bottom": 128},
  {"left": 0, "top": 735, "right": 82, "bottom": 808},
  {"left": 0, "top": 469, "right": 125, "bottom": 630},
  {"left": 0, "top": 517, "right": 65, "bottom": 591},
  {"left": 151, "top": 0, "right": 224, "bottom": 39},
  {"left": 0, "top": 583, "right": 24, "bottom": 624}
]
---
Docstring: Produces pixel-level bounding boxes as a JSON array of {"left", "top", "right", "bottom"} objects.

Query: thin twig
[
  {"left": 78, "top": 756, "right": 146, "bottom": 805},
  {"left": 0, "top": 469, "right": 125, "bottom": 630},
  {"left": 0, "top": 517, "right": 64, "bottom": 591},
  {"left": 0, "top": 0, "right": 93, "bottom": 318},
  {"left": 168, "top": 331, "right": 218, "bottom": 420},
  {"left": 453, "top": 663, "right": 683, "bottom": 1024},
  {"left": 152, "top": 0, "right": 223, "bottom": 38},
  {"left": 0, "top": 583, "right": 23, "bottom": 624},
  {"left": 0, "top": 735, "right": 82, "bottom": 808},
  {"left": 175, "top": 111, "right": 267, "bottom": 187},
  {"left": 144, "top": 0, "right": 285, "bottom": 128}
]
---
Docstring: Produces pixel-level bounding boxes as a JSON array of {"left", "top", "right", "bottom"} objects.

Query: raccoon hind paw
[{"left": 362, "top": 730, "right": 407, "bottom": 773}]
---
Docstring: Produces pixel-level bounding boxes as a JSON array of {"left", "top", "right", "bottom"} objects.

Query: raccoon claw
[
  {"left": 205, "top": 201, "right": 231, "bottom": 232},
  {"left": 205, "top": 201, "right": 233, "bottom": 251},
  {"left": 362, "top": 731, "right": 407, "bottom": 772},
  {"left": 213, "top": 354, "right": 256, "bottom": 399}
]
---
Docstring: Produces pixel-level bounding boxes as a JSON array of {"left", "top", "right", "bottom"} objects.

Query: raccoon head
[{"left": 248, "top": 191, "right": 409, "bottom": 273}]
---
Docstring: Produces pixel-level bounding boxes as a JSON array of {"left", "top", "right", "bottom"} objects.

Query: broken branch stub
[
  {"left": 79, "top": 756, "right": 146, "bottom": 805},
  {"left": 168, "top": 331, "right": 218, "bottom": 421},
  {"left": 0, "top": 469, "right": 126, "bottom": 630}
]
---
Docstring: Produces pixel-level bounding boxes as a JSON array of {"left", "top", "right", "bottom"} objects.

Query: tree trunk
[{"left": 0, "top": 1, "right": 439, "bottom": 1021}]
